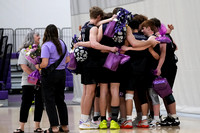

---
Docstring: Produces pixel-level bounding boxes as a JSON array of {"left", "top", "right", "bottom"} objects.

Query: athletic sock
[
  {"left": 111, "top": 106, "right": 120, "bottom": 121},
  {"left": 154, "top": 116, "right": 160, "bottom": 121},
  {"left": 127, "top": 115, "right": 132, "bottom": 121},
  {"left": 81, "top": 114, "right": 89, "bottom": 122},
  {"left": 171, "top": 114, "right": 177, "bottom": 119},
  {"left": 142, "top": 116, "right": 147, "bottom": 120},
  {"left": 93, "top": 112, "right": 100, "bottom": 121},
  {"left": 101, "top": 116, "right": 106, "bottom": 121}
]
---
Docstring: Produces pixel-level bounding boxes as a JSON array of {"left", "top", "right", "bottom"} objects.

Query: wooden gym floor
[{"left": 0, "top": 105, "right": 200, "bottom": 133}]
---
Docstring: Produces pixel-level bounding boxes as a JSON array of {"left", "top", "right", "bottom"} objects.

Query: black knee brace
[{"left": 164, "top": 94, "right": 175, "bottom": 105}]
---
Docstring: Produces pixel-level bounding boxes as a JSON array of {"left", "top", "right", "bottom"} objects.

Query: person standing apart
[
  {"left": 35, "top": 24, "right": 70, "bottom": 133},
  {"left": 14, "top": 31, "right": 44, "bottom": 133}
]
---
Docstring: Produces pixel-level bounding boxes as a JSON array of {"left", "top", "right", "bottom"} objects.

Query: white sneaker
[
  {"left": 120, "top": 120, "right": 133, "bottom": 128},
  {"left": 149, "top": 119, "right": 160, "bottom": 127},
  {"left": 79, "top": 119, "right": 84, "bottom": 125},
  {"left": 79, "top": 120, "right": 99, "bottom": 130},
  {"left": 137, "top": 119, "right": 149, "bottom": 128},
  {"left": 132, "top": 116, "right": 142, "bottom": 127}
]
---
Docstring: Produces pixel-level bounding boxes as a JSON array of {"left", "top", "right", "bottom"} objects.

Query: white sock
[
  {"left": 154, "top": 116, "right": 160, "bottom": 121},
  {"left": 127, "top": 115, "right": 132, "bottom": 120},
  {"left": 81, "top": 114, "right": 89, "bottom": 122},
  {"left": 168, "top": 113, "right": 171, "bottom": 117},
  {"left": 142, "top": 116, "right": 147, "bottom": 120},
  {"left": 171, "top": 114, "right": 177, "bottom": 118},
  {"left": 94, "top": 112, "right": 100, "bottom": 117}
]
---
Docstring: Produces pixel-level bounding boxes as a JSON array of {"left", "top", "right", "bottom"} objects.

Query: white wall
[{"left": 0, "top": 0, "right": 71, "bottom": 29}]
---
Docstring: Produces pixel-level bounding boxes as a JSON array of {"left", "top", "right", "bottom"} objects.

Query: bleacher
[{"left": 0, "top": 28, "right": 12, "bottom": 106}]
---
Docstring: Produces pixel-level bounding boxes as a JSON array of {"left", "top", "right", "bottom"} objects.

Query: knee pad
[
  {"left": 165, "top": 94, "right": 175, "bottom": 105},
  {"left": 125, "top": 93, "right": 134, "bottom": 101},
  {"left": 149, "top": 88, "right": 160, "bottom": 105}
]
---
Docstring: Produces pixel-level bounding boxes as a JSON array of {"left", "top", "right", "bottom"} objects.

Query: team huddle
[{"left": 69, "top": 6, "right": 180, "bottom": 130}]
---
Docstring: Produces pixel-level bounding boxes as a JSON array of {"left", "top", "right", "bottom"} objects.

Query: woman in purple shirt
[{"left": 35, "top": 24, "right": 70, "bottom": 133}]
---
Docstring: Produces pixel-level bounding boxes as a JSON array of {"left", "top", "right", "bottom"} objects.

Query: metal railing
[
  {"left": 15, "top": 28, "right": 32, "bottom": 52},
  {"left": 3, "top": 28, "right": 15, "bottom": 52},
  {"left": 61, "top": 27, "right": 72, "bottom": 51},
  {"left": 3, "top": 27, "right": 72, "bottom": 53}
]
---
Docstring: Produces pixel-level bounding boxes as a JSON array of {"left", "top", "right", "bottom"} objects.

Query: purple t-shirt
[{"left": 41, "top": 40, "right": 69, "bottom": 70}]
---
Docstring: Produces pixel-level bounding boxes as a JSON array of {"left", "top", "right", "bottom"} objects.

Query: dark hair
[
  {"left": 129, "top": 14, "right": 148, "bottom": 30},
  {"left": 129, "top": 19, "right": 140, "bottom": 30},
  {"left": 112, "top": 7, "right": 122, "bottom": 15},
  {"left": 43, "top": 24, "right": 62, "bottom": 55},
  {"left": 141, "top": 20, "right": 157, "bottom": 32},
  {"left": 150, "top": 18, "right": 161, "bottom": 28},
  {"left": 89, "top": 6, "right": 104, "bottom": 19},
  {"left": 102, "top": 12, "right": 113, "bottom": 20}
]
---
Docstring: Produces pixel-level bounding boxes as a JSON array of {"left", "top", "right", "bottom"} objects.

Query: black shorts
[
  {"left": 121, "top": 73, "right": 147, "bottom": 91},
  {"left": 98, "top": 66, "right": 122, "bottom": 83},
  {"left": 81, "top": 67, "right": 99, "bottom": 85},
  {"left": 120, "top": 60, "right": 149, "bottom": 91},
  {"left": 120, "top": 61, "right": 133, "bottom": 91}
]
